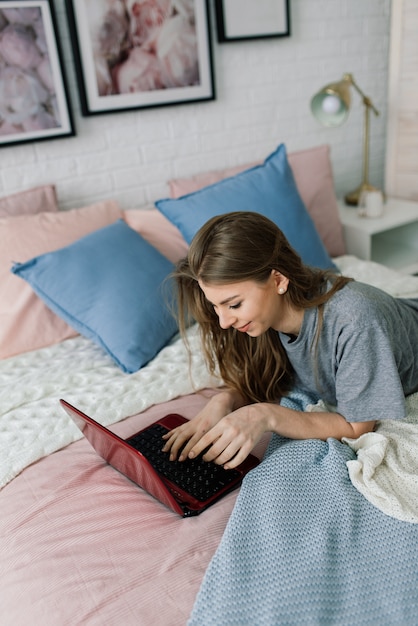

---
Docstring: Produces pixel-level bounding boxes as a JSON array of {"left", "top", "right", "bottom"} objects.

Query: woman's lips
[{"left": 236, "top": 322, "right": 251, "bottom": 333}]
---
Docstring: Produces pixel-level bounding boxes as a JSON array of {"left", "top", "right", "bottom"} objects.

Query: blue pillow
[
  {"left": 11, "top": 220, "right": 177, "bottom": 373},
  {"left": 156, "top": 144, "right": 335, "bottom": 270}
]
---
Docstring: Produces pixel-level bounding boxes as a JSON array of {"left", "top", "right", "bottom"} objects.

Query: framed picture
[
  {"left": 65, "top": 0, "right": 215, "bottom": 116},
  {"left": 215, "top": 0, "right": 290, "bottom": 42},
  {"left": 0, "top": 0, "right": 75, "bottom": 148}
]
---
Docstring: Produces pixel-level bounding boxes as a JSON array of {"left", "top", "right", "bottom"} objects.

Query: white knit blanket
[
  {"left": 0, "top": 325, "right": 219, "bottom": 489},
  {"left": 343, "top": 391, "right": 418, "bottom": 523},
  {"left": 1, "top": 255, "right": 418, "bottom": 522},
  {"left": 307, "top": 393, "right": 418, "bottom": 523}
]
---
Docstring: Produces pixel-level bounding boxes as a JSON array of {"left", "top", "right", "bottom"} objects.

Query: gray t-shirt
[{"left": 279, "top": 281, "right": 418, "bottom": 423}]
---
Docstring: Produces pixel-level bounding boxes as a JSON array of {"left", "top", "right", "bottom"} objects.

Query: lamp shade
[
  {"left": 310, "top": 73, "right": 382, "bottom": 206},
  {"left": 310, "top": 77, "right": 351, "bottom": 127}
]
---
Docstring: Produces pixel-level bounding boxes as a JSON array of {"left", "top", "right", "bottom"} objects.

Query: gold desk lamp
[{"left": 311, "top": 73, "right": 381, "bottom": 206}]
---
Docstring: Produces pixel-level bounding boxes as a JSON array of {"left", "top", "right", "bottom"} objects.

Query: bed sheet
[{"left": 0, "top": 390, "right": 270, "bottom": 626}]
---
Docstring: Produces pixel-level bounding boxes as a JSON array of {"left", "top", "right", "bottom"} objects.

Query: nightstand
[{"left": 338, "top": 197, "right": 418, "bottom": 274}]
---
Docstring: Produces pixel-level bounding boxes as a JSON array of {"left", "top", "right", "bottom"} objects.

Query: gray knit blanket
[{"left": 188, "top": 391, "right": 418, "bottom": 625}]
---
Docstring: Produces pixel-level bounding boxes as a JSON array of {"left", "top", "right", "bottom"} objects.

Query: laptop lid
[{"left": 60, "top": 399, "right": 259, "bottom": 517}]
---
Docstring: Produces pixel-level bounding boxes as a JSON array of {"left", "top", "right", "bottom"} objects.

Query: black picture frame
[
  {"left": 0, "top": 0, "right": 75, "bottom": 148},
  {"left": 215, "top": 0, "right": 290, "bottom": 43},
  {"left": 65, "top": 0, "right": 215, "bottom": 117}
]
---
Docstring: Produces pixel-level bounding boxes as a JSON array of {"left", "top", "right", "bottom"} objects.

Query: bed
[{"left": 1, "top": 145, "right": 418, "bottom": 626}]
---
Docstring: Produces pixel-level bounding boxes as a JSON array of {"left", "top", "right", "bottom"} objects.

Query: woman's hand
[
  {"left": 162, "top": 389, "right": 247, "bottom": 464},
  {"left": 188, "top": 404, "right": 270, "bottom": 469},
  {"left": 163, "top": 397, "right": 270, "bottom": 470}
]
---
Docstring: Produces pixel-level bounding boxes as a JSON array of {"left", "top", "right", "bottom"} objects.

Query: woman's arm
[
  {"left": 261, "top": 403, "right": 376, "bottom": 442},
  {"left": 163, "top": 395, "right": 375, "bottom": 469},
  {"left": 212, "top": 403, "right": 376, "bottom": 468}
]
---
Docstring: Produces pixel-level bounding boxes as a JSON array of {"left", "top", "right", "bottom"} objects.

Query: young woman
[{"left": 162, "top": 211, "right": 418, "bottom": 470}]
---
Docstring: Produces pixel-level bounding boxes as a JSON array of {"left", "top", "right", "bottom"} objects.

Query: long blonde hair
[{"left": 174, "top": 212, "right": 351, "bottom": 403}]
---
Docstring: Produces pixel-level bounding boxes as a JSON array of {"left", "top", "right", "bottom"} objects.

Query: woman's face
[{"left": 198, "top": 271, "right": 302, "bottom": 337}]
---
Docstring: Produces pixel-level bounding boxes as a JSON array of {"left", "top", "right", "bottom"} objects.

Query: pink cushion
[
  {"left": 123, "top": 208, "right": 188, "bottom": 263},
  {"left": 0, "top": 201, "right": 122, "bottom": 359},
  {"left": 169, "top": 145, "right": 346, "bottom": 257},
  {"left": 288, "top": 146, "right": 345, "bottom": 258},
  {"left": 0, "top": 185, "right": 58, "bottom": 217}
]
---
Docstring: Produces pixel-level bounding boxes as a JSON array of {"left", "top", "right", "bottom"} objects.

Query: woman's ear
[{"left": 271, "top": 270, "right": 289, "bottom": 295}]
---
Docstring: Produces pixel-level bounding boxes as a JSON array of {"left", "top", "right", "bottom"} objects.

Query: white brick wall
[{"left": 0, "top": 0, "right": 392, "bottom": 211}]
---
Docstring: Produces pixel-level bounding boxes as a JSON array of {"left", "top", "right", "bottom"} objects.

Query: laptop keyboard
[{"left": 126, "top": 423, "right": 240, "bottom": 502}]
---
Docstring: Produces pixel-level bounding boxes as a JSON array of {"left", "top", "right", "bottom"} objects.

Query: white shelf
[{"left": 338, "top": 198, "right": 418, "bottom": 273}]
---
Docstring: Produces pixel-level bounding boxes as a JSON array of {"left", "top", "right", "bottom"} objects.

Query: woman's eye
[{"left": 229, "top": 302, "right": 241, "bottom": 310}]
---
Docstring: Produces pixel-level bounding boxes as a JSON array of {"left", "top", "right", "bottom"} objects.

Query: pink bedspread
[{"left": 1, "top": 391, "right": 269, "bottom": 626}]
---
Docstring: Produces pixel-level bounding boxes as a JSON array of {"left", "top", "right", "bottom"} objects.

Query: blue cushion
[
  {"left": 156, "top": 144, "right": 335, "bottom": 270},
  {"left": 11, "top": 220, "right": 177, "bottom": 373}
]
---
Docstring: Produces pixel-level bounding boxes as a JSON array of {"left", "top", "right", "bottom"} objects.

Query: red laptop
[{"left": 60, "top": 399, "right": 260, "bottom": 517}]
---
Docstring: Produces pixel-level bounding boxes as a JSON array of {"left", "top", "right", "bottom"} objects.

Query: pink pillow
[
  {"left": 123, "top": 208, "right": 188, "bottom": 263},
  {"left": 0, "top": 200, "right": 122, "bottom": 359},
  {"left": 0, "top": 185, "right": 58, "bottom": 217},
  {"left": 288, "top": 146, "right": 345, "bottom": 258},
  {"left": 169, "top": 145, "right": 346, "bottom": 258}
]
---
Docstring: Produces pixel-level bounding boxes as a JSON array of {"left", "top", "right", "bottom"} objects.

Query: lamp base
[{"left": 344, "top": 182, "right": 382, "bottom": 206}]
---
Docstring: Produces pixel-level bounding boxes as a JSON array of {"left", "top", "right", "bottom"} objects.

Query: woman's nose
[{"left": 217, "top": 308, "right": 236, "bottom": 329}]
